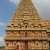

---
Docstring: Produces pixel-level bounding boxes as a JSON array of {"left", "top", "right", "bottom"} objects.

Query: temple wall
[
  {"left": 28, "top": 41, "right": 49, "bottom": 50},
  {"left": 5, "top": 30, "right": 49, "bottom": 50},
  {"left": 6, "top": 31, "right": 48, "bottom": 38},
  {"left": 5, "top": 41, "right": 49, "bottom": 50}
]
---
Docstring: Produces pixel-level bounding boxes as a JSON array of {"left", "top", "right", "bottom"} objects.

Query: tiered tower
[{"left": 5, "top": 0, "right": 50, "bottom": 50}]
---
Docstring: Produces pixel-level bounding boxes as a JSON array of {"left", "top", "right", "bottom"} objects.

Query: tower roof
[
  {"left": 6, "top": 0, "right": 47, "bottom": 30},
  {"left": 12, "top": 0, "right": 41, "bottom": 20}
]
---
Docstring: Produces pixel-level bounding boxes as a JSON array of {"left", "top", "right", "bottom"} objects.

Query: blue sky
[{"left": 0, "top": 0, "right": 50, "bottom": 46}]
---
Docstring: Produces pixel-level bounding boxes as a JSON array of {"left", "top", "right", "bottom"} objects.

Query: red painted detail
[{"left": 15, "top": 45, "right": 19, "bottom": 50}]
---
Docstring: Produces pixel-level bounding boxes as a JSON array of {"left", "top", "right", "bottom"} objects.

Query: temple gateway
[{"left": 4, "top": 0, "right": 50, "bottom": 50}]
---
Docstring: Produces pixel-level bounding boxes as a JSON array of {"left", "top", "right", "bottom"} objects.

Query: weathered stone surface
[{"left": 5, "top": 0, "right": 50, "bottom": 50}]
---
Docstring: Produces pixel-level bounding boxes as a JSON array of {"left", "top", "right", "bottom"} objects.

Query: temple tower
[{"left": 5, "top": 0, "right": 50, "bottom": 50}]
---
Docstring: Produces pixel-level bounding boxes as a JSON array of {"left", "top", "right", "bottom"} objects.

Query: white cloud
[
  {"left": 9, "top": 0, "right": 20, "bottom": 5},
  {"left": 0, "top": 22, "right": 5, "bottom": 26},
  {"left": 0, "top": 37, "right": 4, "bottom": 42},
  {"left": 0, "top": 37, "right": 4, "bottom": 46}
]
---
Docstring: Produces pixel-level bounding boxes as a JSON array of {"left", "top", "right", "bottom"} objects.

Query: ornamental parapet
[
  {"left": 5, "top": 37, "right": 48, "bottom": 41},
  {"left": 6, "top": 28, "right": 47, "bottom": 31}
]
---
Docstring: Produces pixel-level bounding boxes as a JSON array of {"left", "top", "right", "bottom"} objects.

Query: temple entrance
[
  {"left": 24, "top": 31, "right": 28, "bottom": 50},
  {"left": 25, "top": 41, "right": 28, "bottom": 50}
]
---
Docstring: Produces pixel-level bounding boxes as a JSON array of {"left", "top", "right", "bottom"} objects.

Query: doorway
[{"left": 25, "top": 41, "right": 28, "bottom": 50}]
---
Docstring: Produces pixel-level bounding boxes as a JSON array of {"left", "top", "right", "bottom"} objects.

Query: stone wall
[{"left": 4, "top": 40, "right": 49, "bottom": 50}]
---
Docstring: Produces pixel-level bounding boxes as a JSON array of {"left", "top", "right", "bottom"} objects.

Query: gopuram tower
[{"left": 5, "top": 0, "right": 50, "bottom": 50}]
